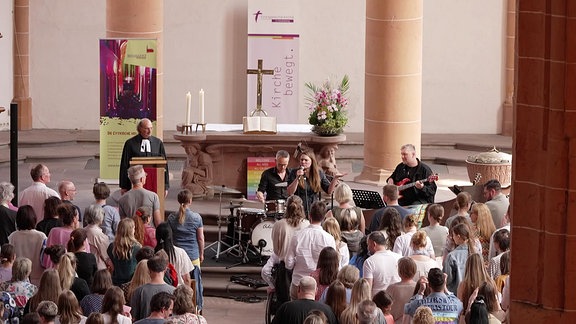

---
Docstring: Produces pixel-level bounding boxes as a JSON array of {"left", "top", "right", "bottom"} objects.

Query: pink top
[
  {"left": 43, "top": 227, "right": 90, "bottom": 268},
  {"left": 143, "top": 225, "right": 157, "bottom": 248},
  {"left": 310, "top": 268, "right": 329, "bottom": 301}
]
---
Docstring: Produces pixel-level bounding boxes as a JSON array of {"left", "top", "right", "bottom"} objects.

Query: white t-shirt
[{"left": 363, "top": 249, "right": 402, "bottom": 297}]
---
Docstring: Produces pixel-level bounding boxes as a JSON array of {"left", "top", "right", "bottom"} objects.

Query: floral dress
[{"left": 0, "top": 280, "right": 38, "bottom": 314}]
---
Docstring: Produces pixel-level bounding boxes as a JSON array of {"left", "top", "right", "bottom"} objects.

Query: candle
[
  {"left": 186, "top": 91, "right": 191, "bottom": 125},
  {"left": 199, "top": 89, "right": 205, "bottom": 124}
]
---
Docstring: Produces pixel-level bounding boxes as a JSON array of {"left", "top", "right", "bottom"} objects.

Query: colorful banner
[
  {"left": 99, "top": 39, "right": 158, "bottom": 180},
  {"left": 247, "top": 157, "right": 276, "bottom": 200},
  {"left": 247, "top": 0, "right": 299, "bottom": 122}
]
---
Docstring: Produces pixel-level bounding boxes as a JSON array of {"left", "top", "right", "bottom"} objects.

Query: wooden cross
[{"left": 247, "top": 59, "right": 274, "bottom": 116}]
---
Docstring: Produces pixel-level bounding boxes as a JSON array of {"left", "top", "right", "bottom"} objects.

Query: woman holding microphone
[{"left": 287, "top": 150, "right": 343, "bottom": 215}]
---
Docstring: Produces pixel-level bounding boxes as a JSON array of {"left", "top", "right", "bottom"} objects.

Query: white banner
[{"left": 247, "top": 0, "right": 299, "bottom": 122}]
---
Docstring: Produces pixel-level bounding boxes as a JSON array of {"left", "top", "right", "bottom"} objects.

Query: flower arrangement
[{"left": 305, "top": 75, "right": 349, "bottom": 135}]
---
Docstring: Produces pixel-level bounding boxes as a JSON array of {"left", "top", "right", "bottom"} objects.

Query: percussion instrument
[
  {"left": 265, "top": 199, "right": 285, "bottom": 216},
  {"left": 236, "top": 207, "right": 266, "bottom": 233},
  {"left": 251, "top": 219, "right": 275, "bottom": 256}
]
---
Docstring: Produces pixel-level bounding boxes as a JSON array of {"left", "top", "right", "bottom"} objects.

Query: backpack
[{"left": 163, "top": 263, "right": 179, "bottom": 287}]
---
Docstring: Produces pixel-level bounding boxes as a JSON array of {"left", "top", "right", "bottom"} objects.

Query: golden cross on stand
[{"left": 247, "top": 59, "right": 274, "bottom": 116}]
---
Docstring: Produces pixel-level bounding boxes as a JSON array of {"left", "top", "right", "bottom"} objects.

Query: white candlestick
[
  {"left": 185, "top": 91, "right": 191, "bottom": 125},
  {"left": 199, "top": 89, "right": 205, "bottom": 124}
]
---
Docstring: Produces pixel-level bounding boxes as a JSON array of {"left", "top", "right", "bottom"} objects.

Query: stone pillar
[
  {"left": 510, "top": 1, "right": 576, "bottom": 321},
  {"left": 13, "top": 0, "right": 32, "bottom": 130},
  {"left": 355, "top": 0, "right": 423, "bottom": 185},
  {"left": 106, "top": 0, "right": 164, "bottom": 139},
  {"left": 501, "top": 0, "right": 516, "bottom": 136}
]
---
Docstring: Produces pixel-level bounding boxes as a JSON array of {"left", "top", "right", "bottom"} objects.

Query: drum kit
[{"left": 204, "top": 185, "right": 286, "bottom": 268}]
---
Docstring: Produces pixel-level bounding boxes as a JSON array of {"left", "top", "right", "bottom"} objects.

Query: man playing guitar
[{"left": 387, "top": 144, "right": 437, "bottom": 206}]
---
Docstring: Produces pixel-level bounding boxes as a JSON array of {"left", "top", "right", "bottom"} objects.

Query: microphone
[{"left": 299, "top": 166, "right": 306, "bottom": 180}]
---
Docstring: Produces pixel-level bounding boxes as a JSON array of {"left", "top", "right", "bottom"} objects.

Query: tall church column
[
  {"left": 106, "top": 0, "right": 164, "bottom": 139},
  {"left": 355, "top": 0, "right": 423, "bottom": 185},
  {"left": 501, "top": 0, "right": 516, "bottom": 135},
  {"left": 511, "top": 1, "right": 576, "bottom": 321},
  {"left": 13, "top": 0, "right": 32, "bottom": 130}
]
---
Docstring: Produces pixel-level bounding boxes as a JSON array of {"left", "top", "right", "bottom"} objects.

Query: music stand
[{"left": 351, "top": 189, "right": 385, "bottom": 209}]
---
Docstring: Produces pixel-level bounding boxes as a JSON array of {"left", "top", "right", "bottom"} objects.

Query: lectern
[{"left": 130, "top": 157, "right": 167, "bottom": 219}]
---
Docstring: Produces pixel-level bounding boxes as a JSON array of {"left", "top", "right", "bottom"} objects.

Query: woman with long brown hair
[
  {"left": 24, "top": 269, "right": 61, "bottom": 315},
  {"left": 68, "top": 228, "right": 97, "bottom": 287},
  {"left": 309, "top": 246, "right": 340, "bottom": 301},
  {"left": 167, "top": 189, "right": 204, "bottom": 311},
  {"left": 101, "top": 286, "right": 132, "bottom": 324},
  {"left": 55, "top": 290, "right": 86, "bottom": 324},
  {"left": 106, "top": 218, "right": 141, "bottom": 286},
  {"left": 287, "top": 150, "right": 341, "bottom": 214}
]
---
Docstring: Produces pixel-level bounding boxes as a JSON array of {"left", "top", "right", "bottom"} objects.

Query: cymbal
[
  {"left": 275, "top": 182, "right": 288, "bottom": 188},
  {"left": 222, "top": 204, "right": 243, "bottom": 209},
  {"left": 230, "top": 197, "right": 261, "bottom": 204},
  {"left": 208, "top": 185, "right": 241, "bottom": 194}
]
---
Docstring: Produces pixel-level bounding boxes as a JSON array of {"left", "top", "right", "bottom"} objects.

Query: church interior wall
[{"left": 18, "top": 0, "right": 504, "bottom": 134}]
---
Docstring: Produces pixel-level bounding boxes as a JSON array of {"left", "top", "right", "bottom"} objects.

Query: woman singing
[{"left": 287, "top": 150, "right": 341, "bottom": 214}]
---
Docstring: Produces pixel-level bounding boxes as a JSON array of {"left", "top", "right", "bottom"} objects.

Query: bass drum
[{"left": 251, "top": 219, "right": 275, "bottom": 256}]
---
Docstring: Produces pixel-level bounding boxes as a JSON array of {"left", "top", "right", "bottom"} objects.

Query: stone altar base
[{"left": 174, "top": 127, "right": 346, "bottom": 197}]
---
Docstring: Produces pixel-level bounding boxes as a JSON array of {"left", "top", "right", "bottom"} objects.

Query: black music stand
[{"left": 351, "top": 189, "right": 385, "bottom": 209}]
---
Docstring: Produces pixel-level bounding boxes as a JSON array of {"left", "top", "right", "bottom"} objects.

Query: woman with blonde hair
[
  {"left": 169, "top": 284, "right": 207, "bottom": 324},
  {"left": 106, "top": 218, "right": 141, "bottom": 286},
  {"left": 24, "top": 268, "right": 61, "bottom": 315},
  {"left": 132, "top": 206, "right": 156, "bottom": 248},
  {"left": 339, "top": 278, "right": 373, "bottom": 324},
  {"left": 457, "top": 253, "right": 495, "bottom": 312},
  {"left": 287, "top": 150, "right": 341, "bottom": 215},
  {"left": 0, "top": 257, "right": 37, "bottom": 312},
  {"left": 58, "top": 252, "right": 90, "bottom": 303},
  {"left": 409, "top": 231, "right": 440, "bottom": 278},
  {"left": 55, "top": 290, "right": 86, "bottom": 324},
  {"left": 322, "top": 217, "right": 349, "bottom": 268},
  {"left": 324, "top": 182, "right": 366, "bottom": 234},
  {"left": 125, "top": 260, "right": 151, "bottom": 304},
  {"left": 470, "top": 203, "right": 496, "bottom": 266},
  {"left": 101, "top": 286, "right": 131, "bottom": 324},
  {"left": 167, "top": 189, "right": 204, "bottom": 311},
  {"left": 324, "top": 280, "right": 347, "bottom": 320}
]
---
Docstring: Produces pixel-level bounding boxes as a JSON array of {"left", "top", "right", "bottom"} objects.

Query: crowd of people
[
  {"left": 258, "top": 146, "right": 511, "bottom": 324},
  {"left": 0, "top": 159, "right": 206, "bottom": 323}
]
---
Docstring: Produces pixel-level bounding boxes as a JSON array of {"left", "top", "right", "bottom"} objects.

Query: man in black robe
[{"left": 119, "top": 118, "right": 169, "bottom": 194}]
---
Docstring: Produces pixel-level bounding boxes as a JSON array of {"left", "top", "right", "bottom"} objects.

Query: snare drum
[
  {"left": 251, "top": 219, "right": 275, "bottom": 256},
  {"left": 236, "top": 208, "right": 266, "bottom": 233},
  {"left": 265, "top": 199, "right": 286, "bottom": 216}
]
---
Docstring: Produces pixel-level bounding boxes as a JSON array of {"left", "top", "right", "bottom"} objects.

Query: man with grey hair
[
  {"left": 386, "top": 144, "right": 437, "bottom": 206},
  {"left": 118, "top": 165, "right": 162, "bottom": 226},
  {"left": 0, "top": 182, "right": 17, "bottom": 245},
  {"left": 256, "top": 150, "right": 291, "bottom": 203},
  {"left": 363, "top": 231, "right": 402, "bottom": 297},
  {"left": 19, "top": 164, "right": 60, "bottom": 222},
  {"left": 119, "top": 118, "right": 169, "bottom": 195},
  {"left": 272, "top": 276, "right": 337, "bottom": 324}
]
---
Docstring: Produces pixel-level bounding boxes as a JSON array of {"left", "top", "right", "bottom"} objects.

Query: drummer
[{"left": 255, "top": 150, "right": 291, "bottom": 204}]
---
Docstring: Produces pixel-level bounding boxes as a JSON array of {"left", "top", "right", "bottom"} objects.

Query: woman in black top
[{"left": 68, "top": 228, "right": 97, "bottom": 287}]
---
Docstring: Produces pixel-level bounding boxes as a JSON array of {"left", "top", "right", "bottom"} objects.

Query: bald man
[{"left": 119, "top": 118, "right": 169, "bottom": 194}]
